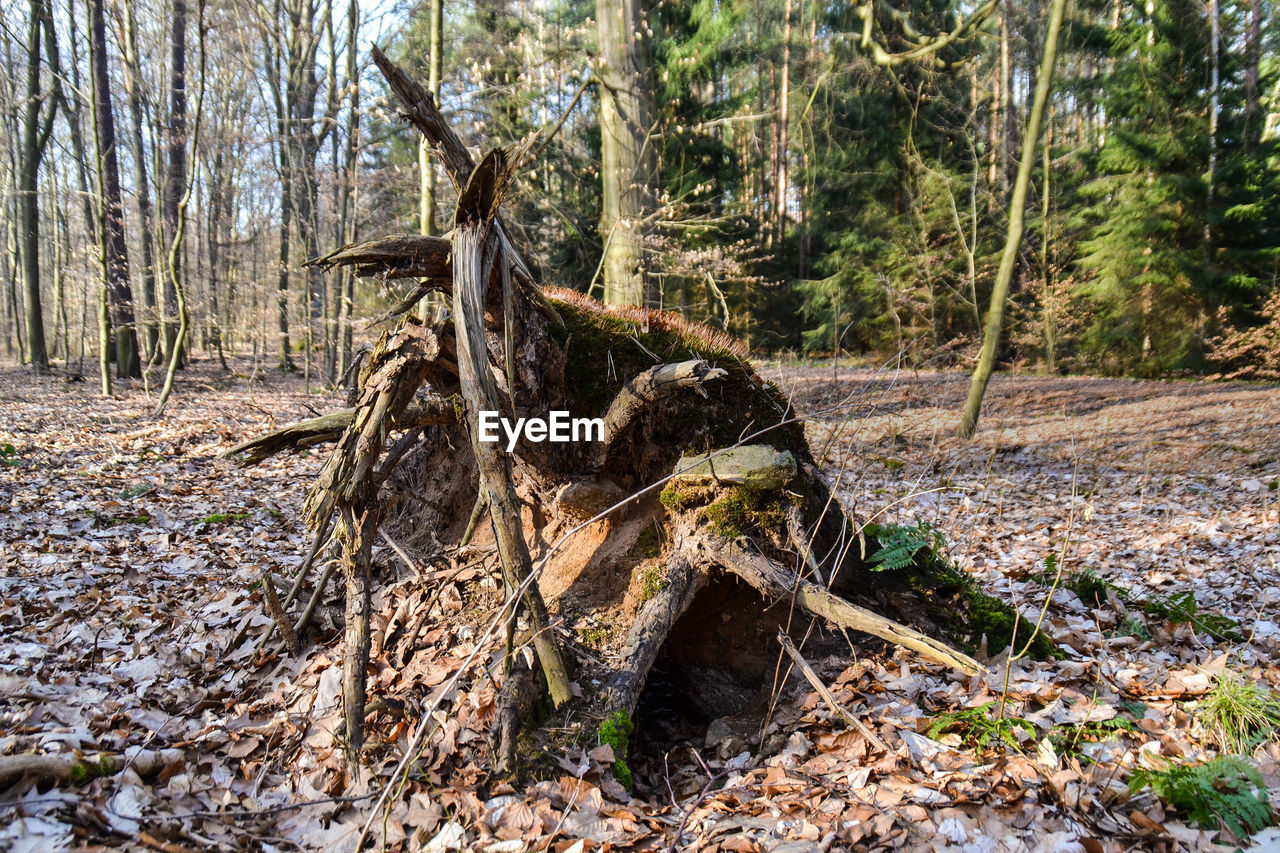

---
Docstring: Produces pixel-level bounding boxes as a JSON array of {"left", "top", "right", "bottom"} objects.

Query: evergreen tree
[{"left": 1075, "top": 0, "right": 1213, "bottom": 374}]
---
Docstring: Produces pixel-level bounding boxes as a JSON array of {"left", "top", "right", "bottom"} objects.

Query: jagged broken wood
[
  {"left": 451, "top": 149, "right": 571, "bottom": 711},
  {"left": 590, "top": 360, "right": 727, "bottom": 470}
]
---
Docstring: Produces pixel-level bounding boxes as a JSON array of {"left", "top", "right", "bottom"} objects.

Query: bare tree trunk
[
  {"left": 20, "top": 0, "right": 55, "bottom": 373},
  {"left": 595, "top": 0, "right": 654, "bottom": 307},
  {"left": 163, "top": 0, "right": 187, "bottom": 369},
  {"left": 89, "top": 0, "right": 140, "bottom": 379},
  {"left": 416, "top": 0, "right": 443, "bottom": 240},
  {"left": 336, "top": 0, "right": 360, "bottom": 375},
  {"left": 1041, "top": 106, "right": 1056, "bottom": 373},
  {"left": 774, "top": 0, "right": 792, "bottom": 246},
  {"left": 998, "top": 10, "right": 1012, "bottom": 190},
  {"left": 959, "top": 0, "right": 1067, "bottom": 439},
  {"left": 1205, "top": 0, "right": 1218, "bottom": 242},
  {"left": 153, "top": 0, "right": 204, "bottom": 415},
  {"left": 115, "top": 0, "right": 160, "bottom": 362},
  {"left": 1242, "top": 0, "right": 1261, "bottom": 151}
]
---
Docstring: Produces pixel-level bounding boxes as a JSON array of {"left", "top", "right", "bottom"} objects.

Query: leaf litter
[{"left": 0, "top": 361, "right": 1277, "bottom": 851}]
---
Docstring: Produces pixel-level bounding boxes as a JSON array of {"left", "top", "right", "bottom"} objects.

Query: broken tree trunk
[{"left": 231, "top": 50, "right": 999, "bottom": 782}]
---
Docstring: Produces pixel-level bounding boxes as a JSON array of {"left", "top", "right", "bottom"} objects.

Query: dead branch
[
  {"left": 308, "top": 233, "right": 452, "bottom": 283},
  {"left": 222, "top": 397, "right": 457, "bottom": 466},
  {"left": 261, "top": 569, "right": 301, "bottom": 656},
  {"left": 703, "top": 538, "right": 983, "bottom": 675},
  {"left": 602, "top": 551, "right": 705, "bottom": 715},
  {"left": 777, "top": 631, "right": 889, "bottom": 751},
  {"left": 0, "top": 748, "right": 183, "bottom": 788}
]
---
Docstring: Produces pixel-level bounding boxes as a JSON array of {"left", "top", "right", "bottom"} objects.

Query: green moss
[
  {"left": 638, "top": 562, "right": 667, "bottom": 602},
  {"left": 599, "top": 711, "right": 635, "bottom": 791},
  {"left": 700, "top": 485, "right": 792, "bottom": 538},
  {"left": 901, "top": 557, "right": 1060, "bottom": 660},
  {"left": 659, "top": 482, "right": 707, "bottom": 512},
  {"left": 67, "top": 756, "right": 118, "bottom": 785},
  {"left": 966, "top": 591, "right": 1060, "bottom": 659},
  {"left": 198, "top": 512, "right": 253, "bottom": 525},
  {"left": 578, "top": 623, "right": 618, "bottom": 648},
  {"left": 1031, "top": 567, "right": 1129, "bottom": 608}
]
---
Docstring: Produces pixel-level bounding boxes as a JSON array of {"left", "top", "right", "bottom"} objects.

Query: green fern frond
[
  {"left": 868, "top": 518, "right": 945, "bottom": 572},
  {"left": 1130, "top": 757, "right": 1275, "bottom": 840}
]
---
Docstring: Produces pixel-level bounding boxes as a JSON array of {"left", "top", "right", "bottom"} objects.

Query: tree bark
[
  {"left": 115, "top": 0, "right": 161, "bottom": 363},
  {"left": 89, "top": 0, "right": 141, "bottom": 379},
  {"left": 20, "top": 0, "right": 55, "bottom": 373},
  {"left": 594, "top": 0, "right": 654, "bottom": 307},
  {"left": 163, "top": 0, "right": 187, "bottom": 368},
  {"left": 774, "top": 0, "right": 792, "bottom": 246}
]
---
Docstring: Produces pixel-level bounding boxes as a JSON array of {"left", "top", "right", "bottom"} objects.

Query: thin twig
[{"left": 777, "top": 631, "right": 889, "bottom": 752}]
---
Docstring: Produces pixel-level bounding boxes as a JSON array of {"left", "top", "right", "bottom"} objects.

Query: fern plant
[
  {"left": 1143, "top": 591, "right": 1243, "bottom": 643},
  {"left": 1130, "top": 757, "right": 1275, "bottom": 840},
  {"left": 867, "top": 518, "right": 946, "bottom": 572},
  {"left": 927, "top": 703, "right": 1034, "bottom": 752}
]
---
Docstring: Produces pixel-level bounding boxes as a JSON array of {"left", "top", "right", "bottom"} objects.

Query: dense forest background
[{"left": 2, "top": 0, "right": 1278, "bottom": 387}]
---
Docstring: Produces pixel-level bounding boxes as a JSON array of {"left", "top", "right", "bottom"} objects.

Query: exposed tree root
[{"left": 700, "top": 537, "right": 982, "bottom": 675}]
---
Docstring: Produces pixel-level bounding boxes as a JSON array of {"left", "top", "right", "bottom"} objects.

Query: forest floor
[{"left": 1, "top": 357, "right": 1278, "bottom": 852}]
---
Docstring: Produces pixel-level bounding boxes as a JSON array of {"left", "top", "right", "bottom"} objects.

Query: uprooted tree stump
[{"left": 227, "top": 49, "right": 1015, "bottom": 784}]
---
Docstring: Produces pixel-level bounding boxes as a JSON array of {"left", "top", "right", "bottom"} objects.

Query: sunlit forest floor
[{"left": 2, "top": 356, "right": 1278, "bottom": 851}]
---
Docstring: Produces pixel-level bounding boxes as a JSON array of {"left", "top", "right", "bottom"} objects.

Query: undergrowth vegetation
[
  {"left": 1198, "top": 671, "right": 1280, "bottom": 755},
  {"left": 1129, "top": 757, "right": 1275, "bottom": 840}
]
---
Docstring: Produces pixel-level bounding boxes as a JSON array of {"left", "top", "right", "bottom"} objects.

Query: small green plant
[
  {"left": 1110, "top": 613, "right": 1151, "bottom": 641},
  {"left": 88, "top": 509, "right": 152, "bottom": 527},
  {"left": 1047, "top": 717, "right": 1136, "bottom": 758},
  {"left": 118, "top": 482, "right": 153, "bottom": 500},
  {"left": 866, "top": 518, "right": 946, "bottom": 571},
  {"left": 1198, "top": 672, "right": 1280, "bottom": 754},
  {"left": 599, "top": 711, "right": 635, "bottom": 791},
  {"left": 637, "top": 562, "right": 666, "bottom": 602},
  {"left": 927, "top": 703, "right": 1034, "bottom": 752},
  {"left": 1033, "top": 568, "right": 1128, "bottom": 608},
  {"left": 1130, "top": 757, "right": 1275, "bottom": 840},
  {"left": 1143, "top": 592, "right": 1243, "bottom": 643},
  {"left": 198, "top": 512, "right": 253, "bottom": 525},
  {"left": 0, "top": 443, "right": 18, "bottom": 466},
  {"left": 633, "top": 525, "right": 661, "bottom": 559}
]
